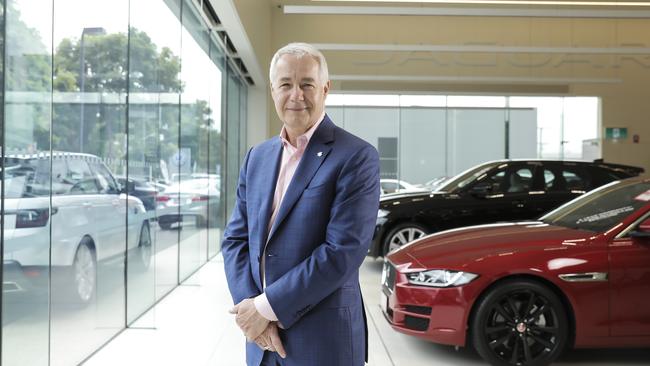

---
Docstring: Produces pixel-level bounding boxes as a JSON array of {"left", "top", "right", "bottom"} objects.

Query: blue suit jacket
[{"left": 222, "top": 115, "right": 380, "bottom": 366}]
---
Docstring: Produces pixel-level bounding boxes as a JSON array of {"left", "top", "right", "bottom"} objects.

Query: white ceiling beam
[
  {"left": 330, "top": 74, "right": 622, "bottom": 84},
  {"left": 314, "top": 43, "right": 650, "bottom": 54},
  {"left": 310, "top": 0, "right": 650, "bottom": 7},
  {"left": 285, "top": 5, "right": 650, "bottom": 18}
]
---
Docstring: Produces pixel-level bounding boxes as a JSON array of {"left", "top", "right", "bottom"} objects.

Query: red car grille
[
  {"left": 405, "top": 305, "right": 432, "bottom": 315},
  {"left": 404, "top": 315, "right": 430, "bottom": 331}
]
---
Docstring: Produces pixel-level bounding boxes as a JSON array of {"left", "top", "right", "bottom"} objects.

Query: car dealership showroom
[{"left": 2, "top": 0, "right": 650, "bottom": 365}]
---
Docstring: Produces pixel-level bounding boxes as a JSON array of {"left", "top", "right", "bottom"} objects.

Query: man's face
[{"left": 271, "top": 54, "right": 330, "bottom": 132}]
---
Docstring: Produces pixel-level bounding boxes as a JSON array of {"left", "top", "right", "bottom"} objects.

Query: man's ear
[{"left": 323, "top": 80, "right": 331, "bottom": 96}]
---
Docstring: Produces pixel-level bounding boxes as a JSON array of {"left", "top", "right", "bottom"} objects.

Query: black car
[
  {"left": 116, "top": 176, "right": 162, "bottom": 211},
  {"left": 370, "top": 159, "right": 644, "bottom": 257}
]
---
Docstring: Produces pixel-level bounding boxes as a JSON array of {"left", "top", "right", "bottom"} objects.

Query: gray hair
[{"left": 269, "top": 42, "right": 329, "bottom": 86}]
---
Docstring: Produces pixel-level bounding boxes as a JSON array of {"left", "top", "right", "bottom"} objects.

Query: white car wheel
[
  {"left": 73, "top": 241, "right": 96, "bottom": 304},
  {"left": 138, "top": 223, "right": 152, "bottom": 269}
]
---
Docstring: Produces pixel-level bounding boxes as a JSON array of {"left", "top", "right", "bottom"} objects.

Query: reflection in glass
[
  {"left": 178, "top": 0, "right": 211, "bottom": 281},
  {"left": 208, "top": 40, "right": 224, "bottom": 258},
  {"left": 49, "top": 1, "right": 129, "bottom": 364},
  {"left": 126, "top": 0, "right": 183, "bottom": 324},
  {"left": 1, "top": 0, "right": 244, "bottom": 363},
  {"left": 2, "top": 0, "right": 52, "bottom": 364},
  {"left": 226, "top": 68, "right": 241, "bottom": 220}
]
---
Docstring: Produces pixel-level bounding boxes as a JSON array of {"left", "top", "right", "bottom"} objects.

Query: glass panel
[
  {"left": 178, "top": 0, "right": 210, "bottom": 281},
  {"left": 509, "top": 97, "right": 564, "bottom": 159},
  {"left": 208, "top": 40, "right": 224, "bottom": 259},
  {"left": 399, "top": 108, "right": 446, "bottom": 186},
  {"left": 508, "top": 109, "right": 538, "bottom": 159},
  {"left": 447, "top": 108, "right": 506, "bottom": 176},
  {"left": 49, "top": 1, "right": 129, "bottom": 364},
  {"left": 225, "top": 67, "right": 241, "bottom": 221},
  {"left": 325, "top": 106, "right": 344, "bottom": 128},
  {"left": 2, "top": 0, "right": 245, "bottom": 362},
  {"left": 562, "top": 97, "right": 599, "bottom": 160},
  {"left": 240, "top": 83, "right": 247, "bottom": 162},
  {"left": 342, "top": 107, "right": 400, "bottom": 180},
  {"left": 127, "top": 0, "right": 182, "bottom": 324},
  {"left": 2, "top": 0, "right": 52, "bottom": 364}
]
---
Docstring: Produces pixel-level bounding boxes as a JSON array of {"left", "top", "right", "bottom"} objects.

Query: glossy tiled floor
[{"left": 84, "top": 256, "right": 650, "bottom": 366}]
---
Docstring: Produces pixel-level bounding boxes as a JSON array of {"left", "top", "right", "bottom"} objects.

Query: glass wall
[
  {"left": 2, "top": 0, "right": 52, "bottom": 364},
  {"left": 1, "top": 0, "right": 245, "bottom": 363},
  {"left": 225, "top": 67, "right": 241, "bottom": 220},
  {"left": 327, "top": 94, "right": 598, "bottom": 188}
]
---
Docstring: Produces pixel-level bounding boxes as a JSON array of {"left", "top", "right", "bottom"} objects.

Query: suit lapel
[
  {"left": 257, "top": 138, "right": 283, "bottom": 246},
  {"left": 267, "top": 117, "right": 336, "bottom": 242}
]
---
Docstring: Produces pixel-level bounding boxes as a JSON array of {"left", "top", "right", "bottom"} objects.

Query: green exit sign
[{"left": 605, "top": 127, "right": 628, "bottom": 140}]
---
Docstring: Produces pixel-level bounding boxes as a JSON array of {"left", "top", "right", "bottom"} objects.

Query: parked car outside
[
  {"left": 116, "top": 176, "right": 163, "bottom": 211},
  {"left": 381, "top": 177, "right": 650, "bottom": 366},
  {"left": 380, "top": 179, "right": 424, "bottom": 195},
  {"left": 371, "top": 159, "right": 644, "bottom": 257},
  {"left": 2, "top": 152, "right": 151, "bottom": 304},
  {"left": 156, "top": 174, "right": 220, "bottom": 229}
]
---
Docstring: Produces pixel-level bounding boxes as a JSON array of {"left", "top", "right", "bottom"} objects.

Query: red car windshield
[{"left": 540, "top": 180, "right": 650, "bottom": 232}]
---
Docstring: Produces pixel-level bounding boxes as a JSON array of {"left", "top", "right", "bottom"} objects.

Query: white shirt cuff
[{"left": 254, "top": 293, "right": 279, "bottom": 321}]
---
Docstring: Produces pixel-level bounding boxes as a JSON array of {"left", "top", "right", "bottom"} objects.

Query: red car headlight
[{"left": 406, "top": 269, "right": 479, "bottom": 287}]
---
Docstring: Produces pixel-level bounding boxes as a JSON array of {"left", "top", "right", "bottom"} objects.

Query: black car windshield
[
  {"left": 540, "top": 179, "right": 650, "bottom": 232},
  {"left": 436, "top": 161, "right": 502, "bottom": 193}
]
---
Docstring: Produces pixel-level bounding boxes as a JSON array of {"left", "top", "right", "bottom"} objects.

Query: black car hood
[{"left": 380, "top": 190, "right": 449, "bottom": 204}]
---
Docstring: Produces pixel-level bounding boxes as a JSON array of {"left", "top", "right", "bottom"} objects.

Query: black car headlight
[
  {"left": 377, "top": 209, "right": 390, "bottom": 218},
  {"left": 406, "top": 270, "right": 478, "bottom": 287}
]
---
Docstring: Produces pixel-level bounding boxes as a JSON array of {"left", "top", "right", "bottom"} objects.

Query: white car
[
  {"left": 380, "top": 179, "right": 424, "bottom": 195},
  {"left": 156, "top": 174, "right": 220, "bottom": 229},
  {"left": 2, "top": 152, "right": 151, "bottom": 304}
]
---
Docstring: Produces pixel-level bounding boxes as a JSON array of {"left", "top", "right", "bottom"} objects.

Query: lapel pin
[{"left": 317, "top": 151, "right": 323, "bottom": 157}]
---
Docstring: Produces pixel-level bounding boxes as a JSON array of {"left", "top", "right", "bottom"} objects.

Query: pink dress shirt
[{"left": 254, "top": 113, "right": 325, "bottom": 321}]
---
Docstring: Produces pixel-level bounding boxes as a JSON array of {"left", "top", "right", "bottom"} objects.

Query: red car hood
[{"left": 388, "top": 221, "right": 597, "bottom": 270}]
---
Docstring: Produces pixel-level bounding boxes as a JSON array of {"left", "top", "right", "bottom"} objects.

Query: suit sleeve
[
  {"left": 264, "top": 144, "right": 380, "bottom": 328},
  {"left": 221, "top": 148, "right": 260, "bottom": 304}
]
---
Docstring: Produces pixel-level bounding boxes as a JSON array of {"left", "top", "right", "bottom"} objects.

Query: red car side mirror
[{"left": 630, "top": 217, "right": 650, "bottom": 239}]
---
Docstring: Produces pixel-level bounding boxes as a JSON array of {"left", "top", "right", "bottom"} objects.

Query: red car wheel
[{"left": 471, "top": 279, "right": 569, "bottom": 366}]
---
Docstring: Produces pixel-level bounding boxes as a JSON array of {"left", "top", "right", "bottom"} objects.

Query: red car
[{"left": 382, "top": 177, "right": 650, "bottom": 366}]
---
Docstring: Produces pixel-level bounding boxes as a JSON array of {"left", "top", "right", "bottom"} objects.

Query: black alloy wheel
[
  {"left": 471, "top": 280, "right": 569, "bottom": 366},
  {"left": 383, "top": 223, "right": 428, "bottom": 256}
]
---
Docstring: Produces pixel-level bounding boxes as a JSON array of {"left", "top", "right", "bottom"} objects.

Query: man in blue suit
[{"left": 222, "top": 42, "right": 380, "bottom": 366}]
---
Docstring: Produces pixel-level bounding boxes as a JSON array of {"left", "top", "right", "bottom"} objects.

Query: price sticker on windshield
[{"left": 634, "top": 189, "right": 650, "bottom": 202}]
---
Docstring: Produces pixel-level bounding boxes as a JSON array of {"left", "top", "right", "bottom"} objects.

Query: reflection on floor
[{"left": 84, "top": 256, "right": 650, "bottom": 366}]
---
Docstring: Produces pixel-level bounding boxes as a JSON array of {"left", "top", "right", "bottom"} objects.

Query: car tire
[
  {"left": 71, "top": 239, "right": 96, "bottom": 305},
  {"left": 137, "top": 222, "right": 152, "bottom": 270},
  {"left": 471, "top": 279, "right": 569, "bottom": 366},
  {"left": 383, "top": 223, "right": 428, "bottom": 256}
]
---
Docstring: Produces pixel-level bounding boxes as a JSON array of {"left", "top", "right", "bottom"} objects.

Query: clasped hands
[{"left": 229, "top": 298, "right": 286, "bottom": 358}]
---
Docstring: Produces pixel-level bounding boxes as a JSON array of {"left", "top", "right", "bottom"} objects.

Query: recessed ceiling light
[{"left": 315, "top": 0, "right": 650, "bottom": 7}]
